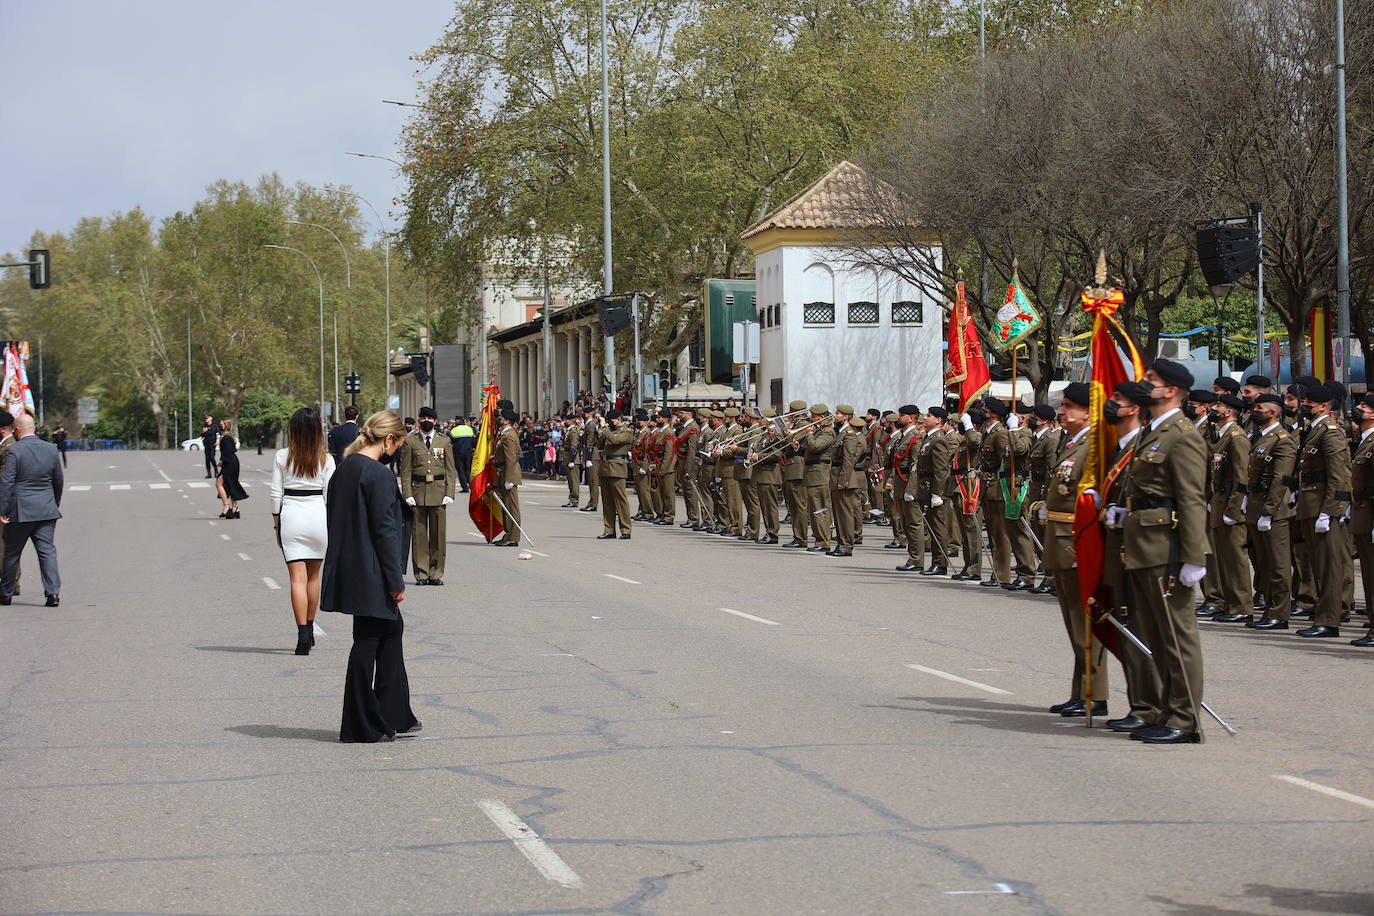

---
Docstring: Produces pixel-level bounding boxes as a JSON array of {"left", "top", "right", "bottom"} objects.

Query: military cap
[
  {"left": 788, "top": 399, "right": 808, "bottom": 411},
  {"left": 633, "top": 408, "right": 650, "bottom": 420},
  {"left": 1245, "top": 375, "right": 1273, "bottom": 388},
  {"left": 1013, "top": 399, "right": 1033, "bottom": 414},
  {"left": 762, "top": 407, "right": 777, "bottom": 418},
  {"left": 496, "top": 399, "right": 514, "bottom": 411},
  {"left": 835, "top": 404, "right": 855, "bottom": 415},
  {"left": 1217, "top": 394, "right": 1244, "bottom": 410},
  {"left": 500, "top": 408, "right": 519, "bottom": 422},
  {"left": 882, "top": 411, "right": 898, "bottom": 422},
  {"left": 1328, "top": 380, "right": 1347, "bottom": 404},
  {"left": 848, "top": 416, "right": 866, "bottom": 428},
  {"left": 810, "top": 403, "right": 829, "bottom": 415},
  {"left": 657, "top": 408, "right": 672, "bottom": 419},
  {"left": 723, "top": 407, "right": 740, "bottom": 417},
  {"left": 403, "top": 417, "right": 416, "bottom": 425},
  {"left": 1033, "top": 404, "right": 1057, "bottom": 421},
  {"left": 1294, "top": 375, "right": 1321, "bottom": 388},
  {"left": 983, "top": 397, "right": 1009, "bottom": 417},
  {"left": 928, "top": 407, "right": 949, "bottom": 419},
  {"left": 748, "top": 407, "right": 765, "bottom": 419},
  {"left": 697, "top": 407, "right": 713, "bottom": 418},
  {"left": 419, "top": 406, "right": 437, "bottom": 419},
  {"left": 1061, "top": 382, "right": 1092, "bottom": 407},
  {"left": 1255, "top": 393, "right": 1284, "bottom": 407},
  {"left": 1189, "top": 390, "right": 1217, "bottom": 404},
  {"left": 1115, "top": 380, "right": 1154, "bottom": 406},
  {"left": 0, "top": 409, "right": 12, "bottom": 427},
  {"left": 1362, "top": 393, "right": 1374, "bottom": 409},
  {"left": 1213, "top": 376, "right": 1240, "bottom": 393},
  {"left": 1305, "top": 383, "right": 1336, "bottom": 404},
  {"left": 710, "top": 409, "right": 726, "bottom": 419},
  {"left": 1150, "top": 358, "right": 1193, "bottom": 389},
  {"left": 607, "top": 409, "right": 624, "bottom": 420},
  {"left": 898, "top": 404, "right": 921, "bottom": 417}
]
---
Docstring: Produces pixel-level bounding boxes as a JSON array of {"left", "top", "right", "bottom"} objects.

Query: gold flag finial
[
  {"left": 1011, "top": 256, "right": 1019, "bottom": 278},
  {"left": 1095, "top": 249, "right": 1107, "bottom": 286}
]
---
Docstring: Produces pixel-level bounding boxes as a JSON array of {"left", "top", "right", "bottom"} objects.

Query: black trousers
[
  {"left": 340, "top": 613, "right": 418, "bottom": 742},
  {"left": 457, "top": 450, "right": 473, "bottom": 491},
  {"left": 204, "top": 450, "right": 217, "bottom": 477}
]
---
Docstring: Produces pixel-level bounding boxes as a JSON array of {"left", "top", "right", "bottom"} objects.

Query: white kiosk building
[{"left": 741, "top": 161, "right": 944, "bottom": 411}]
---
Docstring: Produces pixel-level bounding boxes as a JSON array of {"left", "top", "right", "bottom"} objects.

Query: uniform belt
[
  {"left": 1127, "top": 495, "right": 1175, "bottom": 511},
  {"left": 283, "top": 488, "right": 323, "bottom": 497},
  {"left": 1047, "top": 509, "right": 1076, "bottom": 523},
  {"left": 804, "top": 460, "right": 831, "bottom": 466},
  {"left": 1303, "top": 471, "right": 1327, "bottom": 484},
  {"left": 412, "top": 475, "right": 445, "bottom": 481},
  {"left": 1334, "top": 489, "right": 1352, "bottom": 501}
]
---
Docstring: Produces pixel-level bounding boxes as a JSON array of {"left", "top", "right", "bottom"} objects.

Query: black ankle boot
[
  {"left": 308, "top": 623, "right": 316, "bottom": 647},
  {"left": 295, "top": 624, "right": 311, "bottom": 656}
]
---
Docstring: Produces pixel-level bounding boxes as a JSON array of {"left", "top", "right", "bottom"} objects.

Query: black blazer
[
  {"left": 328, "top": 421, "right": 358, "bottom": 464},
  {"left": 320, "top": 453, "right": 406, "bottom": 619}
]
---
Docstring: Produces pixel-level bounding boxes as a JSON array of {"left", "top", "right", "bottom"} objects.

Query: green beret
[
  {"left": 723, "top": 407, "right": 740, "bottom": 417},
  {"left": 710, "top": 409, "right": 725, "bottom": 419},
  {"left": 696, "top": 408, "right": 712, "bottom": 418},
  {"left": 762, "top": 407, "right": 777, "bottom": 418},
  {"left": 835, "top": 404, "right": 855, "bottom": 415},
  {"left": 810, "top": 403, "right": 829, "bottom": 415},
  {"left": 848, "top": 416, "right": 866, "bottom": 428},
  {"left": 882, "top": 412, "right": 898, "bottom": 421},
  {"left": 788, "top": 399, "right": 808, "bottom": 411}
]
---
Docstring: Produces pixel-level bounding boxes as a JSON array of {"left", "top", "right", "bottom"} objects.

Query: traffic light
[
  {"left": 409, "top": 355, "right": 430, "bottom": 387},
  {"left": 658, "top": 359, "right": 670, "bottom": 393},
  {"left": 344, "top": 372, "right": 361, "bottom": 395},
  {"left": 28, "top": 250, "right": 50, "bottom": 289}
]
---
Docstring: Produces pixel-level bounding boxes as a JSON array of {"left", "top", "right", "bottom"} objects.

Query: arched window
[{"left": 802, "top": 263, "right": 834, "bottom": 325}]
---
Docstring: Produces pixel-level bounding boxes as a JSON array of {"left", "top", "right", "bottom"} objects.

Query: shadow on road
[
  {"left": 871, "top": 695, "right": 1110, "bottom": 739},
  {"left": 1147, "top": 885, "right": 1374, "bottom": 915},
  {"left": 194, "top": 645, "right": 295, "bottom": 654},
  {"left": 226, "top": 724, "right": 338, "bottom": 742}
]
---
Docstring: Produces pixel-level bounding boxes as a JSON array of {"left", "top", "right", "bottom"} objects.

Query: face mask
[
  {"left": 1282, "top": 405, "right": 1297, "bottom": 418},
  {"left": 1025, "top": 417, "right": 1039, "bottom": 430},
  {"left": 1206, "top": 410, "right": 1222, "bottom": 424},
  {"left": 1299, "top": 405, "right": 1314, "bottom": 421},
  {"left": 1243, "top": 396, "right": 1255, "bottom": 407},
  {"left": 1182, "top": 403, "right": 1197, "bottom": 421},
  {"left": 1250, "top": 411, "right": 1266, "bottom": 426},
  {"left": 419, "top": 420, "right": 434, "bottom": 432},
  {"left": 1103, "top": 399, "right": 1122, "bottom": 424}
]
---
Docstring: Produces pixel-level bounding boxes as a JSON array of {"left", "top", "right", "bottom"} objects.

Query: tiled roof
[{"left": 741, "top": 160, "right": 897, "bottom": 240}]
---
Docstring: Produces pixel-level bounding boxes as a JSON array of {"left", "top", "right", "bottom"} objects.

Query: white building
[{"left": 741, "top": 161, "right": 944, "bottom": 411}]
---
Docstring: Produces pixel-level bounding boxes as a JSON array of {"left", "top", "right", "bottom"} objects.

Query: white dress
[{"left": 270, "top": 449, "right": 336, "bottom": 562}]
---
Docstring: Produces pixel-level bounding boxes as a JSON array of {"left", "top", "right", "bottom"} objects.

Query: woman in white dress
[{"left": 271, "top": 408, "right": 335, "bottom": 655}]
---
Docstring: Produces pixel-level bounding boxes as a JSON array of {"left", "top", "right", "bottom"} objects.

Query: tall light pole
[
  {"left": 315, "top": 183, "right": 391, "bottom": 405},
  {"left": 600, "top": 0, "right": 616, "bottom": 392},
  {"left": 265, "top": 245, "right": 326, "bottom": 421},
  {"left": 287, "top": 219, "right": 352, "bottom": 420},
  {"left": 186, "top": 313, "right": 192, "bottom": 443},
  {"left": 1335, "top": 0, "right": 1351, "bottom": 388}
]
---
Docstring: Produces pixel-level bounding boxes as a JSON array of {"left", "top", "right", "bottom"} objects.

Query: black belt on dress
[{"left": 283, "top": 488, "right": 323, "bottom": 497}]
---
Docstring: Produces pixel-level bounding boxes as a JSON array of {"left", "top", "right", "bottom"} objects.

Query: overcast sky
[{"left": 0, "top": 0, "right": 455, "bottom": 256}]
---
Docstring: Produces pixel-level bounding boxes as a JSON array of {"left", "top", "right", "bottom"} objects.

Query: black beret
[
  {"left": 0, "top": 410, "right": 12, "bottom": 427},
  {"left": 1115, "top": 380, "right": 1155, "bottom": 406},
  {"left": 419, "top": 406, "right": 437, "bottom": 418},
  {"left": 983, "top": 397, "right": 1009, "bottom": 417},
  {"left": 403, "top": 417, "right": 416, "bottom": 425},
  {"left": 1034, "top": 404, "right": 1057, "bottom": 420},
  {"left": 607, "top": 409, "right": 624, "bottom": 420},
  {"left": 1362, "top": 393, "right": 1374, "bottom": 409},
  {"left": 496, "top": 399, "right": 514, "bottom": 410},
  {"left": 1328, "top": 380, "right": 1347, "bottom": 404},
  {"left": 1255, "top": 393, "right": 1284, "bottom": 407},
  {"left": 898, "top": 404, "right": 920, "bottom": 416},
  {"left": 1151, "top": 358, "right": 1193, "bottom": 390},
  {"left": 1189, "top": 390, "right": 1217, "bottom": 404},
  {"left": 633, "top": 408, "right": 649, "bottom": 420},
  {"left": 1061, "top": 382, "right": 1091, "bottom": 407},
  {"left": 1245, "top": 375, "right": 1272, "bottom": 388},
  {"left": 928, "top": 407, "right": 949, "bottom": 419},
  {"left": 1217, "top": 394, "right": 1244, "bottom": 410},
  {"left": 657, "top": 408, "right": 672, "bottom": 419},
  {"left": 1213, "top": 377, "right": 1240, "bottom": 392},
  {"left": 1306, "top": 383, "right": 1336, "bottom": 404},
  {"left": 1294, "top": 375, "right": 1321, "bottom": 388},
  {"left": 1013, "top": 399, "right": 1033, "bottom": 414},
  {"left": 500, "top": 408, "right": 519, "bottom": 422},
  {"left": 866, "top": 408, "right": 882, "bottom": 419}
]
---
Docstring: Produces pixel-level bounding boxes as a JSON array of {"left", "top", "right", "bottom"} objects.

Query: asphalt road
[{"left": 1, "top": 449, "right": 1371, "bottom": 916}]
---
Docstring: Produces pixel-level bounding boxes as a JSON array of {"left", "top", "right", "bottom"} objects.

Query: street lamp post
[
  {"left": 264, "top": 245, "right": 326, "bottom": 421},
  {"left": 1335, "top": 0, "right": 1351, "bottom": 388},
  {"left": 287, "top": 219, "right": 352, "bottom": 421},
  {"left": 314, "top": 184, "right": 391, "bottom": 405},
  {"left": 600, "top": 0, "right": 616, "bottom": 389}
]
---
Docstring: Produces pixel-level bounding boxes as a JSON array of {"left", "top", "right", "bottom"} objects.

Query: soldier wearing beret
[
  {"left": 716, "top": 407, "right": 744, "bottom": 537},
  {"left": 399, "top": 406, "right": 459, "bottom": 584},
  {"left": 749, "top": 407, "right": 782, "bottom": 544},
  {"left": 1026, "top": 402, "right": 1060, "bottom": 594},
  {"left": 951, "top": 404, "right": 985, "bottom": 581},
  {"left": 828, "top": 415, "right": 868, "bottom": 556},
  {"left": 890, "top": 405, "right": 925, "bottom": 571},
  {"left": 1188, "top": 390, "right": 1223, "bottom": 617},
  {"left": 1202, "top": 394, "right": 1252, "bottom": 622},
  {"left": 674, "top": 407, "right": 703, "bottom": 529},
  {"left": 596, "top": 409, "right": 635, "bottom": 539},
  {"left": 1244, "top": 393, "right": 1297, "bottom": 630},
  {"left": 879, "top": 412, "right": 907, "bottom": 550},
  {"left": 492, "top": 408, "right": 525, "bottom": 548},
  {"left": 651, "top": 408, "right": 677, "bottom": 525},
  {"left": 1293, "top": 383, "right": 1352, "bottom": 637},
  {"left": 561, "top": 412, "right": 583, "bottom": 507},
  {"left": 630, "top": 409, "right": 656, "bottom": 522},
  {"left": 579, "top": 407, "right": 601, "bottom": 514},
  {"left": 919, "top": 407, "right": 956, "bottom": 575}
]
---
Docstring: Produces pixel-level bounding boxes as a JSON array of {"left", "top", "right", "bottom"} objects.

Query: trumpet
[{"left": 744, "top": 413, "right": 831, "bottom": 466}]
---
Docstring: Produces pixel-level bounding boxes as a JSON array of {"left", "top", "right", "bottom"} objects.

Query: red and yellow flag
[
  {"left": 468, "top": 385, "right": 505, "bottom": 541},
  {"left": 946, "top": 280, "right": 991, "bottom": 413}
]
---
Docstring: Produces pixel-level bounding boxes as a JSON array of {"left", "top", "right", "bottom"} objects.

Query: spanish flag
[{"left": 468, "top": 385, "right": 505, "bottom": 541}]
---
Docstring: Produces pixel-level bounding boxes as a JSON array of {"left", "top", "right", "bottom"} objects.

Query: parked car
[{"left": 180, "top": 438, "right": 202, "bottom": 451}]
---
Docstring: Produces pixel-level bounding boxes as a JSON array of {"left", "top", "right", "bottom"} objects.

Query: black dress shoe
[
  {"left": 1061, "top": 700, "right": 1108, "bottom": 718},
  {"left": 884, "top": 541, "right": 903, "bottom": 549},
  {"left": 1249, "top": 617, "right": 1288, "bottom": 630},
  {"left": 1135, "top": 726, "right": 1201, "bottom": 744},
  {"left": 1194, "top": 603, "right": 1221, "bottom": 618},
  {"left": 736, "top": 534, "right": 753, "bottom": 541},
  {"left": 979, "top": 578, "right": 1001, "bottom": 587},
  {"left": 758, "top": 537, "right": 779, "bottom": 545},
  {"left": 1027, "top": 584, "right": 1050, "bottom": 595},
  {"left": 1002, "top": 579, "right": 1031, "bottom": 591},
  {"left": 951, "top": 572, "right": 974, "bottom": 581},
  {"left": 783, "top": 540, "right": 805, "bottom": 548},
  {"left": 1292, "top": 605, "right": 1313, "bottom": 619},
  {"left": 619, "top": 533, "right": 631, "bottom": 539},
  {"left": 0, "top": 595, "right": 11, "bottom": 605},
  {"left": 1106, "top": 715, "right": 1151, "bottom": 732},
  {"left": 414, "top": 578, "right": 430, "bottom": 586},
  {"left": 44, "top": 595, "right": 59, "bottom": 607},
  {"left": 579, "top": 505, "right": 597, "bottom": 512},
  {"left": 921, "top": 566, "right": 948, "bottom": 577},
  {"left": 597, "top": 533, "right": 617, "bottom": 539},
  {"left": 895, "top": 562, "right": 923, "bottom": 571},
  {"left": 1212, "top": 612, "right": 1253, "bottom": 624},
  {"left": 397, "top": 721, "right": 423, "bottom": 734},
  {"left": 1350, "top": 635, "right": 1374, "bottom": 647},
  {"left": 428, "top": 578, "right": 444, "bottom": 586},
  {"left": 828, "top": 550, "right": 853, "bottom": 557},
  {"left": 1049, "top": 699, "right": 1082, "bottom": 714},
  {"left": 1296, "top": 625, "right": 1339, "bottom": 638},
  {"left": 680, "top": 522, "right": 695, "bottom": 528},
  {"left": 807, "top": 546, "right": 827, "bottom": 552},
  {"left": 492, "top": 540, "right": 512, "bottom": 547}
]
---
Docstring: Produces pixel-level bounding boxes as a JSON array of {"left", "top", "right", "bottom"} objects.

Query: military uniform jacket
[
  {"left": 562, "top": 424, "right": 583, "bottom": 461},
  {"left": 715, "top": 424, "right": 741, "bottom": 479},
  {"left": 674, "top": 421, "right": 698, "bottom": 475},
  {"left": 865, "top": 422, "right": 884, "bottom": 473},
  {"left": 581, "top": 420, "right": 601, "bottom": 467},
  {"left": 829, "top": 428, "right": 867, "bottom": 489},
  {"left": 917, "top": 427, "right": 954, "bottom": 502},
  {"left": 1296, "top": 416, "right": 1352, "bottom": 520},
  {"left": 887, "top": 427, "right": 920, "bottom": 494},
  {"left": 495, "top": 426, "right": 523, "bottom": 489},
  {"left": 1350, "top": 429, "right": 1374, "bottom": 534},
  {"left": 1245, "top": 423, "right": 1297, "bottom": 524},
  {"left": 1122, "top": 411, "right": 1209, "bottom": 570},
  {"left": 597, "top": 424, "right": 634, "bottom": 475},
  {"left": 1026, "top": 427, "right": 1058, "bottom": 503},
  {"left": 977, "top": 422, "right": 1010, "bottom": 502},
  {"left": 1042, "top": 429, "right": 1089, "bottom": 571},
  {"left": 801, "top": 426, "right": 837, "bottom": 487},
  {"left": 751, "top": 444, "right": 784, "bottom": 485},
  {"left": 1206, "top": 422, "right": 1249, "bottom": 527},
  {"left": 944, "top": 429, "right": 966, "bottom": 497},
  {"left": 399, "top": 429, "right": 459, "bottom": 505},
  {"left": 632, "top": 426, "right": 653, "bottom": 475}
]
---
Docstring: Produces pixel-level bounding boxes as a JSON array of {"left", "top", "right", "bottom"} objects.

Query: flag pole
[{"left": 1080, "top": 252, "right": 1111, "bottom": 728}]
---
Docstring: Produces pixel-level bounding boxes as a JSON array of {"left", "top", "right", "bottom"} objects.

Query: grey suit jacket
[{"left": 0, "top": 435, "right": 64, "bottom": 522}]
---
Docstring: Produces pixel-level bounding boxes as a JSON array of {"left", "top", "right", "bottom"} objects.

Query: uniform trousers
[
  {"left": 1206, "top": 521, "right": 1250, "bottom": 613},
  {"left": 710, "top": 475, "right": 728, "bottom": 528},
  {"left": 1354, "top": 527, "right": 1374, "bottom": 636},
  {"left": 1128, "top": 566, "right": 1204, "bottom": 733},
  {"left": 678, "top": 468, "right": 699, "bottom": 524},
  {"left": 721, "top": 477, "right": 743, "bottom": 534},
  {"left": 804, "top": 483, "right": 831, "bottom": 548},
  {"left": 1250, "top": 519, "right": 1293, "bottom": 620},
  {"left": 634, "top": 470, "right": 653, "bottom": 516},
  {"left": 925, "top": 496, "right": 949, "bottom": 566},
  {"left": 783, "top": 478, "right": 806, "bottom": 543},
  {"left": 755, "top": 483, "right": 779, "bottom": 538},
  {"left": 833, "top": 487, "right": 860, "bottom": 552},
  {"left": 1200, "top": 526, "right": 1223, "bottom": 607},
  {"left": 1291, "top": 530, "right": 1317, "bottom": 607},
  {"left": 741, "top": 478, "right": 760, "bottom": 537},
  {"left": 1052, "top": 571, "right": 1108, "bottom": 701},
  {"left": 565, "top": 455, "right": 580, "bottom": 503},
  {"left": 943, "top": 500, "right": 960, "bottom": 555},
  {"left": 888, "top": 486, "right": 907, "bottom": 546},
  {"left": 340, "top": 613, "right": 418, "bottom": 743},
  {"left": 1, "top": 519, "right": 57, "bottom": 597},
  {"left": 411, "top": 505, "right": 448, "bottom": 580},
  {"left": 585, "top": 462, "right": 600, "bottom": 509},
  {"left": 600, "top": 468, "right": 633, "bottom": 536},
  {"left": 1104, "top": 534, "right": 1163, "bottom": 723},
  {"left": 1301, "top": 517, "right": 1349, "bottom": 627},
  {"left": 957, "top": 499, "right": 982, "bottom": 575},
  {"left": 654, "top": 473, "right": 675, "bottom": 523},
  {"left": 499, "top": 485, "right": 521, "bottom": 545},
  {"left": 900, "top": 492, "right": 926, "bottom": 565}
]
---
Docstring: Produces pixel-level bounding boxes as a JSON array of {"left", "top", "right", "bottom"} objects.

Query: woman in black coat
[
  {"left": 320, "top": 410, "right": 420, "bottom": 743},
  {"left": 216, "top": 418, "right": 249, "bottom": 519}
]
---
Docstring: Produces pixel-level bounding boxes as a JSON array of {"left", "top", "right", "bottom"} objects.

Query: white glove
[
  {"left": 930, "top": 495, "right": 944, "bottom": 508},
  {"left": 960, "top": 413, "right": 974, "bottom": 431},
  {"left": 504, "top": 481, "right": 514, "bottom": 490},
  {"left": 903, "top": 492, "right": 915, "bottom": 502},
  {"left": 405, "top": 497, "right": 416, "bottom": 507},
  {"left": 1007, "top": 413, "right": 1020, "bottom": 429},
  {"left": 1341, "top": 506, "right": 1352, "bottom": 523},
  {"left": 585, "top": 460, "right": 593, "bottom": 468},
  {"left": 1240, "top": 496, "right": 1248, "bottom": 514},
  {"left": 714, "top": 477, "right": 721, "bottom": 483},
  {"left": 1288, "top": 492, "right": 1297, "bottom": 508},
  {"left": 1105, "top": 506, "right": 1126, "bottom": 527},
  {"left": 1257, "top": 515, "right": 1272, "bottom": 532},
  {"left": 1085, "top": 488, "right": 1101, "bottom": 510},
  {"left": 441, "top": 496, "right": 454, "bottom": 506},
  {"left": 1315, "top": 513, "right": 1330, "bottom": 533},
  {"left": 1222, "top": 515, "right": 1237, "bottom": 526},
  {"left": 639, "top": 469, "right": 647, "bottom": 476},
  {"left": 1179, "top": 563, "right": 1207, "bottom": 587},
  {"left": 1206, "top": 501, "right": 1212, "bottom": 513},
  {"left": 1037, "top": 503, "right": 1048, "bottom": 521}
]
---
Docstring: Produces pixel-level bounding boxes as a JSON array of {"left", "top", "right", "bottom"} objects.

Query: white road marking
[
  {"left": 525, "top": 482, "right": 565, "bottom": 490},
  {"left": 188, "top": 482, "right": 211, "bottom": 489},
  {"left": 904, "top": 664, "right": 1012, "bottom": 696},
  {"left": 475, "top": 799, "right": 584, "bottom": 889},
  {"left": 69, "top": 485, "right": 90, "bottom": 492},
  {"left": 109, "top": 484, "right": 130, "bottom": 491},
  {"left": 237, "top": 552, "right": 252, "bottom": 561},
  {"left": 721, "top": 607, "right": 781, "bottom": 626},
  {"left": 468, "top": 531, "right": 484, "bottom": 538},
  {"left": 1275, "top": 775, "right": 1374, "bottom": 811},
  {"left": 149, "top": 483, "right": 171, "bottom": 489},
  {"left": 157, "top": 468, "right": 171, "bottom": 482},
  {"left": 207, "top": 521, "right": 217, "bottom": 527},
  {"left": 220, "top": 534, "right": 231, "bottom": 541},
  {"left": 262, "top": 577, "right": 281, "bottom": 590},
  {"left": 603, "top": 574, "right": 641, "bottom": 585},
  {"left": 313, "top": 622, "right": 326, "bottom": 636},
  {"left": 945, "top": 883, "right": 1016, "bottom": 896}
]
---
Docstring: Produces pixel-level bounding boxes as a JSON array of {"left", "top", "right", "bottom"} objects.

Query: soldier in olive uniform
[
  {"left": 399, "top": 406, "right": 459, "bottom": 585},
  {"left": 561, "top": 418, "right": 583, "bottom": 507},
  {"left": 1348, "top": 394, "right": 1374, "bottom": 647},
  {"left": 1040, "top": 382, "right": 1108, "bottom": 717},
  {"left": 1188, "top": 390, "right": 1226, "bottom": 617},
  {"left": 749, "top": 408, "right": 783, "bottom": 544},
  {"left": 1121, "top": 359, "right": 1210, "bottom": 744},
  {"left": 1244, "top": 393, "right": 1298, "bottom": 630},
  {"left": 880, "top": 413, "right": 906, "bottom": 550},
  {"left": 951, "top": 406, "right": 985, "bottom": 580},
  {"left": 650, "top": 409, "right": 677, "bottom": 525},
  {"left": 1202, "top": 394, "right": 1252, "bottom": 622},
  {"left": 737, "top": 411, "right": 761, "bottom": 540},
  {"left": 596, "top": 410, "right": 635, "bottom": 538},
  {"left": 800, "top": 405, "right": 835, "bottom": 552},
  {"left": 889, "top": 406, "right": 924, "bottom": 571},
  {"left": 780, "top": 401, "right": 810, "bottom": 547},
  {"left": 976, "top": 399, "right": 1023, "bottom": 588},
  {"left": 631, "top": 411, "right": 656, "bottom": 521},
  {"left": 1025, "top": 404, "right": 1059, "bottom": 595},
  {"left": 716, "top": 408, "right": 744, "bottom": 536},
  {"left": 493, "top": 408, "right": 524, "bottom": 547},
  {"left": 579, "top": 408, "right": 601, "bottom": 513},
  {"left": 917, "top": 407, "right": 955, "bottom": 575},
  {"left": 1293, "top": 384, "right": 1353, "bottom": 637},
  {"left": 829, "top": 416, "right": 867, "bottom": 557},
  {"left": 702, "top": 410, "right": 727, "bottom": 531},
  {"left": 674, "top": 408, "right": 702, "bottom": 528}
]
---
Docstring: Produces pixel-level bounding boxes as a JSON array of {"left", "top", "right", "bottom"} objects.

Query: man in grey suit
[{"left": 0, "top": 413, "right": 63, "bottom": 606}]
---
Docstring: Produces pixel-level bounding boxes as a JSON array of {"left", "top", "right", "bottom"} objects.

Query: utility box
[{"left": 432, "top": 344, "right": 470, "bottom": 419}]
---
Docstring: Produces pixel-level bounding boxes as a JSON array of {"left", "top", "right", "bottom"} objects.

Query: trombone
[{"left": 744, "top": 412, "right": 832, "bottom": 467}]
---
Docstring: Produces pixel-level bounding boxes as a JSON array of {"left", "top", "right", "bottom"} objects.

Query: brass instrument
[{"left": 744, "top": 413, "right": 832, "bottom": 467}]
